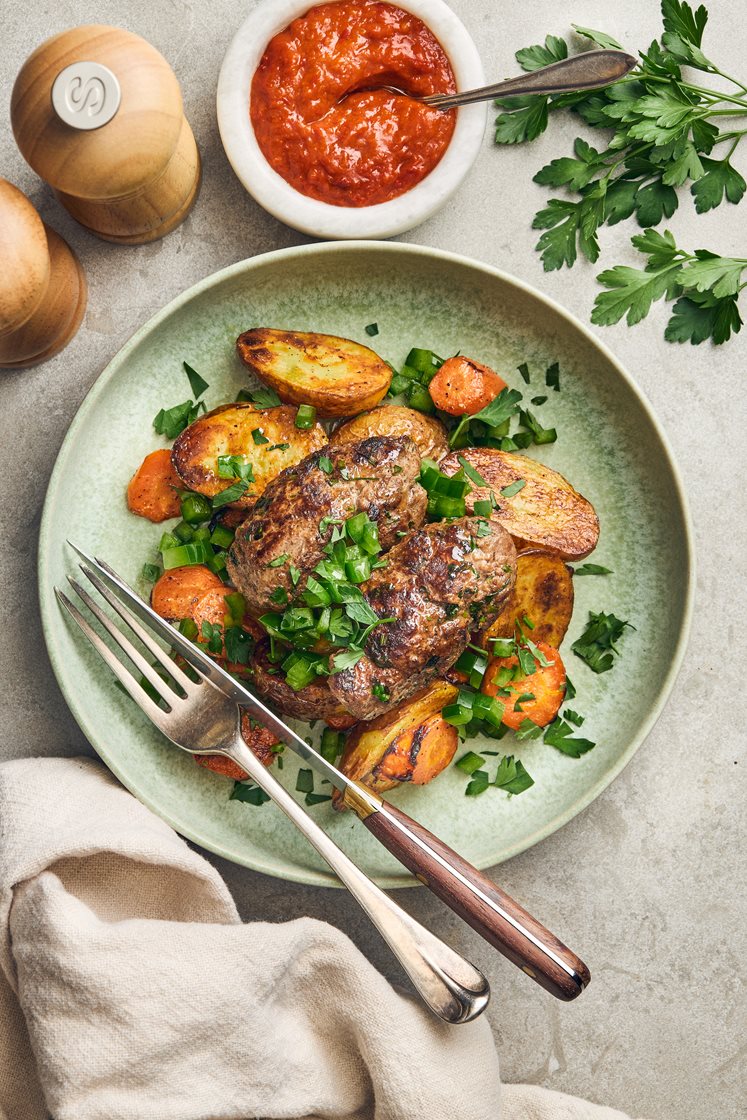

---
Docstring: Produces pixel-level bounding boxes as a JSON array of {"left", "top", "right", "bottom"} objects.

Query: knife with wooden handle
[{"left": 75, "top": 547, "right": 591, "bottom": 1003}]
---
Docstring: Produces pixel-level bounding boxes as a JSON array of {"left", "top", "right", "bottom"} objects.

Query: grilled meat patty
[
  {"left": 250, "top": 640, "right": 353, "bottom": 724},
  {"left": 328, "top": 516, "right": 517, "bottom": 720},
  {"left": 227, "top": 436, "right": 427, "bottom": 616}
]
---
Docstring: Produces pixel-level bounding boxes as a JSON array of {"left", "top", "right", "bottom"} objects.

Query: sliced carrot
[
  {"left": 196, "top": 712, "right": 280, "bottom": 780},
  {"left": 482, "top": 640, "right": 565, "bottom": 731},
  {"left": 127, "top": 449, "right": 183, "bottom": 522},
  {"left": 151, "top": 565, "right": 224, "bottom": 621},
  {"left": 428, "top": 356, "right": 508, "bottom": 417}
]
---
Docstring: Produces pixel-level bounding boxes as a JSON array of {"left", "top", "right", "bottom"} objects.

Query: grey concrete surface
[{"left": 1, "top": 1, "right": 745, "bottom": 1117}]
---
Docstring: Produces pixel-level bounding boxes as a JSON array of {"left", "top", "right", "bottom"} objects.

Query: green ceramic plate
[{"left": 38, "top": 242, "right": 693, "bottom": 888}]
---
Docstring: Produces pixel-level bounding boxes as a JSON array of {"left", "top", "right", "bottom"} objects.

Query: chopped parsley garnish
[
  {"left": 217, "top": 455, "right": 255, "bottom": 483},
  {"left": 318, "top": 456, "right": 333, "bottom": 475},
  {"left": 372, "top": 682, "right": 390, "bottom": 702},
  {"left": 211, "top": 480, "right": 249, "bottom": 508},
  {"left": 573, "top": 563, "right": 613, "bottom": 576},
  {"left": 456, "top": 750, "right": 486, "bottom": 775},
  {"left": 543, "top": 717, "right": 596, "bottom": 756},
  {"left": 518, "top": 409, "right": 557, "bottom": 445},
  {"left": 245, "top": 387, "right": 282, "bottom": 409},
  {"left": 224, "top": 626, "right": 253, "bottom": 665},
  {"left": 200, "top": 620, "right": 223, "bottom": 655},
  {"left": 183, "top": 361, "right": 209, "bottom": 399},
  {"left": 251, "top": 428, "right": 269, "bottom": 445},
  {"left": 571, "top": 611, "right": 633, "bottom": 673},
  {"left": 152, "top": 361, "right": 210, "bottom": 439},
  {"left": 494, "top": 755, "right": 534, "bottom": 793},
  {"left": 141, "top": 562, "right": 160, "bottom": 583},
  {"left": 500, "top": 479, "right": 526, "bottom": 498},
  {"left": 465, "top": 770, "right": 491, "bottom": 796},
  {"left": 545, "top": 361, "right": 560, "bottom": 391},
  {"left": 295, "top": 768, "right": 314, "bottom": 794},
  {"left": 230, "top": 782, "right": 271, "bottom": 807},
  {"left": 449, "top": 387, "right": 524, "bottom": 449},
  {"left": 517, "top": 362, "right": 531, "bottom": 384},
  {"left": 457, "top": 455, "right": 491, "bottom": 488},
  {"left": 268, "top": 443, "right": 290, "bottom": 452},
  {"left": 267, "top": 554, "right": 289, "bottom": 568},
  {"left": 365, "top": 322, "right": 379, "bottom": 336},
  {"left": 258, "top": 511, "right": 393, "bottom": 690},
  {"left": 153, "top": 399, "right": 205, "bottom": 440}
]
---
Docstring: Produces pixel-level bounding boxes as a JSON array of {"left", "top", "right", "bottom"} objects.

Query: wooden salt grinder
[
  {"left": 11, "top": 25, "right": 201, "bottom": 244},
  {"left": 0, "top": 180, "right": 87, "bottom": 369}
]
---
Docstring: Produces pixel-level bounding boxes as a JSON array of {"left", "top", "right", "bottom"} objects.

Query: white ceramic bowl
[{"left": 217, "top": 0, "right": 487, "bottom": 239}]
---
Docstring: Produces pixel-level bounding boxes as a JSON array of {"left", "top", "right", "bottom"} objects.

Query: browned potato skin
[
  {"left": 171, "top": 402, "right": 327, "bottom": 509},
  {"left": 478, "top": 548, "right": 575, "bottom": 649},
  {"left": 333, "top": 682, "right": 458, "bottom": 808},
  {"left": 330, "top": 405, "right": 449, "bottom": 461},
  {"left": 236, "top": 328, "right": 392, "bottom": 417},
  {"left": 440, "top": 448, "right": 600, "bottom": 560},
  {"left": 250, "top": 640, "right": 352, "bottom": 724}
]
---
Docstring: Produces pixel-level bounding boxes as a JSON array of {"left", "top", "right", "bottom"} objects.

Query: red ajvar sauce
[{"left": 250, "top": 0, "right": 457, "bottom": 207}]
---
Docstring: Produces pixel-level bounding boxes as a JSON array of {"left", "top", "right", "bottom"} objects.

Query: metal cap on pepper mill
[
  {"left": 0, "top": 179, "right": 87, "bottom": 369},
  {"left": 11, "top": 25, "right": 201, "bottom": 244}
]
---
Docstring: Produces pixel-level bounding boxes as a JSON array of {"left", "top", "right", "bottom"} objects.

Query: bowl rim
[
  {"left": 38, "top": 239, "right": 695, "bottom": 889},
  {"left": 216, "top": 0, "right": 488, "bottom": 239}
]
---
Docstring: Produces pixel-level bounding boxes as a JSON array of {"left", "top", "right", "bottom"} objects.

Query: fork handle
[
  {"left": 222, "top": 737, "right": 489, "bottom": 1024},
  {"left": 359, "top": 799, "right": 590, "bottom": 1001}
]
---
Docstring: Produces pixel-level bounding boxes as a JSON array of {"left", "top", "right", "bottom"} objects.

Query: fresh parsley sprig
[
  {"left": 592, "top": 228, "right": 746, "bottom": 344},
  {"left": 494, "top": 2, "right": 746, "bottom": 343}
]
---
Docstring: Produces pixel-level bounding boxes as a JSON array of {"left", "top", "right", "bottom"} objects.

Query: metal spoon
[{"left": 347, "top": 49, "right": 637, "bottom": 110}]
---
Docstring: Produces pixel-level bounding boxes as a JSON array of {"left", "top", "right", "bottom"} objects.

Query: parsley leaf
[
  {"left": 492, "top": 4, "right": 747, "bottom": 350},
  {"left": 183, "top": 361, "right": 208, "bottom": 399},
  {"left": 573, "top": 563, "right": 613, "bottom": 576},
  {"left": 494, "top": 755, "right": 535, "bottom": 793},
  {"left": 571, "top": 611, "right": 633, "bottom": 673},
  {"left": 544, "top": 717, "right": 596, "bottom": 757},
  {"left": 691, "top": 158, "right": 746, "bottom": 213}
]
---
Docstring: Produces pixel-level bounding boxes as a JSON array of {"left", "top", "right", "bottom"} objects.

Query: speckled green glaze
[{"left": 38, "top": 242, "right": 693, "bottom": 889}]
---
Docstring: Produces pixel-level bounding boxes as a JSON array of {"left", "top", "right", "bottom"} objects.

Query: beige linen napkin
[{"left": 0, "top": 757, "right": 643, "bottom": 1120}]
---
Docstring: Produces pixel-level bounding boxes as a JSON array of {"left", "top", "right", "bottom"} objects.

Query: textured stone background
[{"left": 1, "top": 1, "right": 745, "bottom": 1116}]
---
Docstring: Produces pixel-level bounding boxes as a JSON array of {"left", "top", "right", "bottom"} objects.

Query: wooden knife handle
[{"left": 363, "top": 799, "right": 590, "bottom": 1001}]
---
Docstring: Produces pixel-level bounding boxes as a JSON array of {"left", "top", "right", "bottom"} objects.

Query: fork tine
[
  {"left": 67, "top": 576, "right": 181, "bottom": 706},
  {"left": 76, "top": 562, "right": 197, "bottom": 695},
  {"left": 67, "top": 542, "right": 255, "bottom": 706},
  {"left": 55, "top": 587, "right": 169, "bottom": 729}
]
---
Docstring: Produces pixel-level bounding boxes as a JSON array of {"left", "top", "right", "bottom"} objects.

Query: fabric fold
[{"left": 0, "top": 757, "right": 643, "bottom": 1120}]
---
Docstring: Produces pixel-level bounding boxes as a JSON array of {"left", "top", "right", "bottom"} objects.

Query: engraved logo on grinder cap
[{"left": 51, "top": 61, "right": 121, "bottom": 130}]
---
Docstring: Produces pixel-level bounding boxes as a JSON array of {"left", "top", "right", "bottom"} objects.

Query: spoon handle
[{"left": 425, "top": 49, "right": 637, "bottom": 110}]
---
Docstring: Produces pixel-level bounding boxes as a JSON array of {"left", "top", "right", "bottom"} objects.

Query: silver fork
[{"left": 56, "top": 563, "right": 490, "bottom": 1025}]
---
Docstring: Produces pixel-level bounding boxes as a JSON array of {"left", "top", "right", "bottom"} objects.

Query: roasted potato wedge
[
  {"left": 479, "top": 548, "right": 574, "bottom": 649},
  {"left": 329, "top": 405, "right": 449, "bottom": 461},
  {"left": 171, "top": 402, "right": 327, "bottom": 509},
  {"left": 236, "top": 328, "right": 392, "bottom": 417},
  {"left": 440, "top": 448, "right": 599, "bottom": 560},
  {"left": 333, "top": 681, "right": 458, "bottom": 808}
]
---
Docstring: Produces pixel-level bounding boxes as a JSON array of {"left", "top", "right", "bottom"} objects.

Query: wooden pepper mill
[
  {"left": 0, "top": 180, "right": 87, "bottom": 368},
  {"left": 11, "top": 25, "right": 201, "bottom": 244}
]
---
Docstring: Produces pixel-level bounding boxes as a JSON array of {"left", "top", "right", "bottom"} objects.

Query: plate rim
[{"left": 38, "top": 240, "right": 695, "bottom": 889}]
